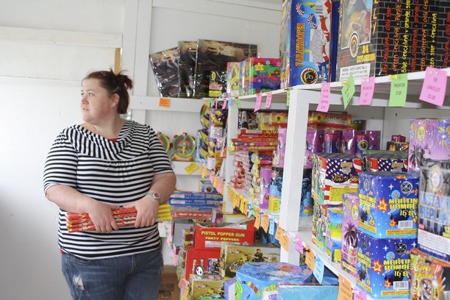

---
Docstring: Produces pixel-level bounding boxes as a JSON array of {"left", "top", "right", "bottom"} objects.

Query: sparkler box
[
  {"left": 341, "top": 192, "right": 359, "bottom": 277},
  {"left": 336, "top": 0, "right": 442, "bottom": 82},
  {"left": 356, "top": 231, "right": 416, "bottom": 299},
  {"left": 279, "top": 0, "right": 334, "bottom": 87},
  {"left": 194, "top": 220, "right": 255, "bottom": 249},
  {"left": 417, "top": 159, "right": 450, "bottom": 262},
  {"left": 358, "top": 171, "right": 419, "bottom": 239},
  {"left": 410, "top": 248, "right": 450, "bottom": 300},
  {"left": 311, "top": 153, "right": 362, "bottom": 205},
  {"left": 235, "top": 262, "right": 314, "bottom": 300}
]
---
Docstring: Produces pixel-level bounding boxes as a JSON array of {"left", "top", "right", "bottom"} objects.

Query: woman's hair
[{"left": 83, "top": 69, "right": 133, "bottom": 114}]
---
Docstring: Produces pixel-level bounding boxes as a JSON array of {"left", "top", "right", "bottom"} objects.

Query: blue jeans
[{"left": 61, "top": 249, "right": 163, "bottom": 300}]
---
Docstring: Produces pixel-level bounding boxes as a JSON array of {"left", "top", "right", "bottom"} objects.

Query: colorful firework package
[
  {"left": 363, "top": 151, "right": 409, "bottom": 173},
  {"left": 359, "top": 171, "right": 419, "bottom": 239},
  {"left": 336, "top": 0, "right": 446, "bottom": 82},
  {"left": 178, "top": 41, "right": 198, "bottom": 98},
  {"left": 410, "top": 248, "right": 450, "bottom": 300},
  {"left": 189, "top": 274, "right": 226, "bottom": 299},
  {"left": 235, "top": 262, "right": 314, "bottom": 300},
  {"left": 280, "top": 0, "right": 335, "bottom": 87},
  {"left": 356, "top": 231, "right": 416, "bottom": 298},
  {"left": 149, "top": 47, "right": 180, "bottom": 97},
  {"left": 341, "top": 192, "right": 359, "bottom": 277},
  {"left": 240, "top": 57, "right": 281, "bottom": 95},
  {"left": 325, "top": 205, "right": 343, "bottom": 262},
  {"left": 194, "top": 39, "right": 257, "bottom": 98},
  {"left": 417, "top": 159, "right": 450, "bottom": 262},
  {"left": 408, "top": 118, "right": 450, "bottom": 172}
]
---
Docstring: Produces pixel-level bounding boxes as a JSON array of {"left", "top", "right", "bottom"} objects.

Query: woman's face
[{"left": 80, "top": 78, "right": 116, "bottom": 123}]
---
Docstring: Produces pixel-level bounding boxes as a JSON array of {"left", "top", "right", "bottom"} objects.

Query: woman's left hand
[{"left": 125, "top": 196, "right": 159, "bottom": 227}]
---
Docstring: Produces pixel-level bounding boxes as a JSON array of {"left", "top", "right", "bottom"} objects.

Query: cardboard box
[
  {"left": 194, "top": 220, "right": 255, "bottom": 249},
  {"left": 242, "top": 57, "right": 281, "bottom": 95},
  {"left": 336, "top": 0, "right": 442, "bottom": 82},
  {"left": 219, "top": 244, "right": 280, "bottom": 279},
  {"left": 356, "top": 231, "right": 416, "bottom": 299},
  {"left": 158, "top": 265, "right": 180, "bottom": 300},
  {"left": 184, "top": 246, "right": 221, "bottom": 280},
  {"left": 341, "top": 192, "right": 359, "bottom": 277},
  {"left": 359, "top": 171, "right": 419, "bottom": 238},
  {"left": 363, "top": 152, "right": 408, "bottom": 173},
  {"left": 189, "top": 274, "right": 226, "bottom": 300}
]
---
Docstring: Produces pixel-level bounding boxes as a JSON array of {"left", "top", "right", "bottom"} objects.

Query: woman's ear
[{"left": 111, "top": 93, "right": 120, "bottom": 107}]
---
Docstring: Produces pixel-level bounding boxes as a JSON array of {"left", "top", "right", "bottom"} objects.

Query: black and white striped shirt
[{"left": 43, "top": 120, "right": 173, "bottom": 259}]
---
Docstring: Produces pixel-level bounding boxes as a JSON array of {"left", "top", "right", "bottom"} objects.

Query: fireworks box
[
  {"left": 363, "top": 151, "right": 408, "bottom": 173},
  {"left": 184, "top": 246, "right": 221, "bottom": 281},
  {"left": 189, "top": 274, "right": 226, "bottom": 300},
  {"left": 277, "top": 284, "right": 339, "bottom": 300},
  {"left": 341, "top": 192, "right": 359, "bottom": 277},
  {"left": 219, "top": 244, "right": 281, "bottom": 279},
  {"left": 279, "top": 0, "right": 334, "bottom": 87},
  {"left": 226, "top": 62, "right": 240, "bottom": 98},
  {"left": 408, "top": 118, "right": 450, "bottom": 172},
  {"left": 336, "top": 0, "right": 442, "bottom": 82},
  {"left": 417, "top": 159, "right": 450, "bottom": 262},
  {"left": 311, "top": 153, "right": 362, "bottom": 205},
  {"left": 356, "top": 231, "right": 416, "bottom": 299},
  {"left": 325, "top": 206, "right": 343, "bottom": 262},
  {"left": 194, "top": 219, "right": 255, "bottom": 249},
  {"left": 410, "top": 248, "right": 450, "bottom": 300},
  {"left": 235, "top": 262, "right": 314, "bottom": 300},
  {"left": 241, "top": 57, "right": 281, "bottom": 95},
  {"left": 359, "top": 171, "right": 419, "bottom": 239},
  {"left": 312, "top": 199, "right": 328, "bottom": 251}
]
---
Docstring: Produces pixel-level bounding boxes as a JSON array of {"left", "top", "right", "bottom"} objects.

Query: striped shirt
[{"left": 43, "top": 120, "right": 173, "bottom": 259}]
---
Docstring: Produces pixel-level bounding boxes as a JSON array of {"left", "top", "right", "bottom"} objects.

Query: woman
[{"left": 43, "top": 69, "right": 176, "bottom": 300}]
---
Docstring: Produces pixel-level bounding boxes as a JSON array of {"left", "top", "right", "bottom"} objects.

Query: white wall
[{"left": 0, "top": 0, "right": 281, "bottom": 299}]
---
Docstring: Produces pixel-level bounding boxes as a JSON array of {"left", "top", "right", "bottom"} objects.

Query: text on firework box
[{"left": 194, "top": 219, "right": 255, "bottom": 249}]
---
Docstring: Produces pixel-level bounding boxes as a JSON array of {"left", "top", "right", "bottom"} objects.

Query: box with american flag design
[{"left": 311, "top": 153, "right": 362, "bottom": 205}]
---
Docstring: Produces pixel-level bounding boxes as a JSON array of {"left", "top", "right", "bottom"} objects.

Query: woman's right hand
[{"left": 86, "top": 201, "right": 119, "bottom": 233}]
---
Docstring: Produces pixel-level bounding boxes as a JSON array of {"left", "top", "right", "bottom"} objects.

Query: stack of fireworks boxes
[
  {"left": 336, "top": 0, "right": 449, "bottom": 82},
  {"left": 408, "top": 118, "right": 450, "bottom": 299}
]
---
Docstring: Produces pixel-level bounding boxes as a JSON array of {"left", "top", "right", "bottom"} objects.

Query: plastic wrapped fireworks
[{"left": 149, "top": 47, "right": 180, "bottom": 97}]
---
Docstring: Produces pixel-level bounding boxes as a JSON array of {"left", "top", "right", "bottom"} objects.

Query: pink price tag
[
  {"left": 317, "top": 82, "right": 330, "bottom": 112},
  {"left": 254, "top": 93, "right": 262, "bottom": 112},
  {"left": 419, "top": 67, "right": 447, "bottom": 106},
  {"left": 221, "top": 98, "right": 228, "bottom": 109},
  {"left": 353, "top": 287, "right": 367, "bottom": 300},
  {"left": 293, "top": 236, "right": 304, "bottom": 254},
  {"left": 265, "top": 91, "right": 272, "bottom": 108},
  {"left": 215, "top": 98, "right": 218, "bottom": 109},
  {"left": 359, "top": 76, "right": 375, "bottom": 105}
]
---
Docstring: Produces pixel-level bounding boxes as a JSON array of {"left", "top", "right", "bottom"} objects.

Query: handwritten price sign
[
  {"left": 317, "top": 82, "right": 330, "bottom": 112},
  {"left": 419, "top": 67, "right": 447, "bottom": 106}
]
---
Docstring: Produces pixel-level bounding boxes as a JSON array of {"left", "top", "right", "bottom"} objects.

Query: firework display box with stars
[
  {"left": 408, "top": 118, "right": 450, "bottom": 173},
  {"left": 363, "top": 151, "right": 409, "bottom": 173},
  {"left": 279, "top": 0, "right": 335, "bottom": 87},
  {"left": 357, "top": 231, "right": 417, "bottom": 298},
  {"left": 336, "top": 0, "right": 444, "bottom": 82},
  {"left": 311, "top": 153, "right": 362, "bottom": 205},
  {"left": 358, "top": 171, "right": 420, "bottom": 239},
  {"left": 235, "top": 262, "right": 314, "bottom": 300},
  {"left": 417, "top": 159, "right": 450, "bottom": 262}
]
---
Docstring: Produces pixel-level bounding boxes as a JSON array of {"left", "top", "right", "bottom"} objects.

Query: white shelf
[{"left": 171, "top": 161, "right": 201, "bottom": 176}]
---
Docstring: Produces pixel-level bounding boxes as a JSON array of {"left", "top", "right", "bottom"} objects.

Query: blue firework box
[
  {"left": 277, "top": 284, "right": 339, "bottom": 300},
  {"left": 280, "top": 0, "right": 334, "bottom": 87},
  {"left": 235, "top": 262, "right": 314, "bottom": 300},
  {"left": 357, "top": 231, "right": 416, "bottom": 299},
  {"left": 359, "top": 171, "right": 419, "bottom": 238}
]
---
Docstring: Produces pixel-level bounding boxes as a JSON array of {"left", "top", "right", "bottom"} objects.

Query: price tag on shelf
[
  {"left": 254, "top": 93, "right": 262, "bottom": 112},
  {"left": 222, "top": 98, "right": 228, "bottom": 109},
  {"left": 337, "top": 275, "right": 353, "bottom": 300},
  {"left": 353, "top": 287, "right": 367, "bottom": 300},
  {"left": 313, "top": 256, "right": 324, "bottom": 284},
  {"left": 317, "top": 82, "right": 330, "bottom": 112},
  {"left": 419, "top": 66, "right": 447, "bottom": 106},
  {"left": 159, "top": 97, "right": 171, "bottom": 108},
  {"left": 359, "top": 76, "right": 375, "bottom": 106},
  {"left": 304, "top": 246, "right": 315, "bottom": 271},
  {"left": 184, "top": 162, "right": 199, "bottom": 174},
  {"left": 269, "top": 218, "right": 275, "bottom": 235},
  {"left": 261, "top": 213, "right": 270, "bottom": 232},
  {"left": 275, "top": 224, "right": 284, "bottom": 241},
  {"left": 234, "top": 97, "right": 241, "bottom": 108},
  {"left": 239, "top": 197, "right": 245, "bottom": 214},
  {"left": 215, "top": 98, "right": 218, "bottom": 109},
  {"left": 286, "top": 89, "right": 291, "bottom": 106},
  {"left": 293, "top": 236, "right": 304, "bottom": 254},
  {"left": 280, "top": 233, "right": 289, "bottom": 252},
  {"left": 341, "top": 73, "right": 355, "bottom": 109},
  {"left": 389, "top": 74, "right": 408, "bottom": 107},
  {"left": 254, "top": 210, "right": 261, "bottom": 229},
  {"left": 265, "top": 91, "right": 272, "bottom": 109}
]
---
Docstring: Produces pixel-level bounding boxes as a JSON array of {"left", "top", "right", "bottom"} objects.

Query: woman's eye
[{"left": 88, "top": 92, "right": 95, "bottom": 97}]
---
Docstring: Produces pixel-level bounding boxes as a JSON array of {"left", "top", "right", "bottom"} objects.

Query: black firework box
[
  {"left": 178, "top": 41, "right": 198, "bottom": 98},
  {"left": 149, "top": 47, "right": 180, "bottom": 97},
  {"left": 336, "top": 0, "right": 442, "bottom": 82},
  {"left": 193, "top": 39, "right": 257, "bottom": 98}
]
